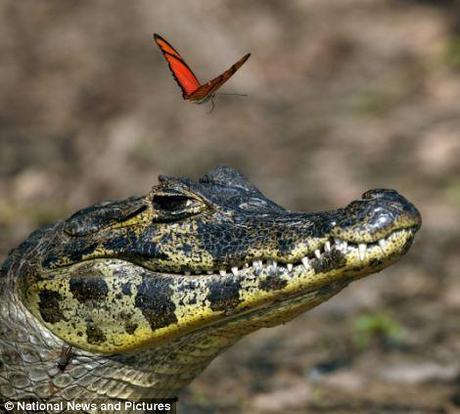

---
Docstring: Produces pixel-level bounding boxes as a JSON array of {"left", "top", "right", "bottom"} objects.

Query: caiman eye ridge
[{"left": 175, "top": 227, "right": 417, "bottom": 277}]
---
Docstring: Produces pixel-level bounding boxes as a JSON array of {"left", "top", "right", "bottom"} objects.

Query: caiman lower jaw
[{"left": 174, "top": 226, "right": 419, "bottom": 340}]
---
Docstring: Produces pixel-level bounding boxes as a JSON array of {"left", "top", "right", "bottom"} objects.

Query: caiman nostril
[{"left": 361, "top": 189, "right": 400, "bottom": 200}]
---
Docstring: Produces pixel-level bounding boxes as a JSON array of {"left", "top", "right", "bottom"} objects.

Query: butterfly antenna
[{"left": 217, "top": 92, "right": 248, "bottom": 97}]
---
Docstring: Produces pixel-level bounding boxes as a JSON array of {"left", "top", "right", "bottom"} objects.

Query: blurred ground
[{"left": 1, "top": 1, "right": 459, "bottom": 413}]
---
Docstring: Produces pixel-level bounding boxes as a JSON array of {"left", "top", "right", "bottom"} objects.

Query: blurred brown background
[{"left": 1, "top": 1, "right": 459, "bottom": 413}]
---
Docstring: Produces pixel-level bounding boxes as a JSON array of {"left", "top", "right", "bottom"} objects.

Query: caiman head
[{"left": 19, "top": 166, "right": 421, "bottom": 360}]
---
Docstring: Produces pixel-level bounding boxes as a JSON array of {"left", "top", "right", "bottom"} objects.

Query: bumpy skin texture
[{"left": 0, "top": 166, "right": 421, "bottom": 412}]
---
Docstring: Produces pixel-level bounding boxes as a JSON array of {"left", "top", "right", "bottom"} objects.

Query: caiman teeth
[
  {"left": 253, "top": 260, "right": 261, "bottom": 269},
  {"left": 378, "top": 239, "right": 387, "bottom": 253},
  {"left": 358, "top": 243, "right": 367, "bottom": 261},
  {"left": 180, "top": 229, "right": 415, "bottom": 277},
  {"left": 301, "top": 257, "right": 310, "bottom": 269}
]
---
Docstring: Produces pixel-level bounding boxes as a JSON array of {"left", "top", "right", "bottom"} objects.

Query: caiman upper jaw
[{"left": 331, "top": 188, "right": 422, "bottom": 244}]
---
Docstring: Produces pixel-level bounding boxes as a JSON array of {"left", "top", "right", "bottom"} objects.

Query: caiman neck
[{"left": 0, "top": 267, "right": 348, "bottom": 407}]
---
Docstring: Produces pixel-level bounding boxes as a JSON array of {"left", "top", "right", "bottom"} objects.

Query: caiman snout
[{"left": 332, "top": 188, "right": 422, "bottom": 243}]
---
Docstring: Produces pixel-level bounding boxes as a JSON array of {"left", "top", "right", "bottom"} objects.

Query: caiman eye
[
  {"left": 153, "top": 195, "right": 194, "bottom": 211},
  {"left": 152, "top": 194, "right": 204, "bottom": 219}
]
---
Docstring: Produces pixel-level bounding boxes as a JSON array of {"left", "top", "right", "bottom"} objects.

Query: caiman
[{"left": 0, "top": 166, "right": 421, "bottom": 412}]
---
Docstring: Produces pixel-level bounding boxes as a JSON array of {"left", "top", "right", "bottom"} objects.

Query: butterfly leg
[{"left": 207, "top": 96, "right": 215, "bottom": 114}]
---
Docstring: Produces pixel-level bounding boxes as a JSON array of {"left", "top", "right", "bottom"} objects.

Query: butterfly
[{"left": 153, "top": 33, "right": 250, "bottom": 110}]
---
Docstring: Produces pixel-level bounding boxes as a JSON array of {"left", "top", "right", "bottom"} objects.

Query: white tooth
[
  {"left": 301, "top": 257, "right": 309, "bottom": 269},
  {"left": 287, "top": 263, "right": 293, "bottom": 272},
  {"left": 219, "top": 270, "right": 226, "bottom": 276},
  {"left": 343, "top": 241, "right": 348, "bottom": 250},
  {"left": 334, "top": 238, "right": 341, "bottom": 245},
  {"left": 358, "top": 243, "right": 367, "bottom": 261},
  {"left": 231, "top": 267, "right": 239, "bottom": 276},
  {"left": 257, "top": 260, "right": 263, "bottom": 268},
  {"left": 207, "top": 270, "right": 213, "bottom": 275},
  {"left": 253, "top": 261, "right": 259, "bottom": 268},
  {"left": 271, "top": 260, "right": 277, "bottom": 269},
  {"left": 378, "top": 239, "right": 387, "bottom": 252},
  {"left": 185, "top": 271, "right": 191, "bottom": 276},
  {"left": 315, "top": 249, "right": 321, "bottom": 259},
  {"left": 244, "top": 263, "right": 249, "bottom": 268},
  {"left": 325, "top": 241, "right": 331, "bottom": 252}
]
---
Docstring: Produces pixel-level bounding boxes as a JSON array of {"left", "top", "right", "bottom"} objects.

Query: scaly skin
[{"left": 0, "top": 166, "right": 421, "bottom": 412}]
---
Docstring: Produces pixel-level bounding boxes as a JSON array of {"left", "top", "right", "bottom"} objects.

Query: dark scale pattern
[
  {"left": 277, "top": 236, "right": 296, "bottom": 256},
  {"left": 311, "top": 249, "right": 347, "bottom": 274},
  {"left": 176, "top": 280, "right": 199, "bottom": 305},
  {"left": 132, "top": 241, "right": 168, "bottom": 260},
  {"left": 2, "top": 224, "right": 55, "bottom": 277},
  {"left": 41, "top": 255, "right": 60, "bottom": 269},
  {"left": 125, "top": 321, "right": 138, "bottom": 335},
  {"left": 259, "top": 271, "right": 288, "bottom": 292},
  {"left": 38, "top": 289, "right": 65, "bottom": 323},
  {"left": 121, "top": 282, "right": 132, "bottom": 295},
  {"left": 207, "top": 278, "right": 242, "bottom": 311},
  {"left": 63, "top": 240, "right": 99, "bottom": 264},
  {"left": 103, "top": 232, "right": 168, "bottom": 261},
  {"left": 401, "top": 237, "right": 415, "bottom": 255},
  {"left": 369, "top": 258, "right": 384, "bottom": 268},
  {"left": 117, "top": 310, "right": 138, "bottom": 335},
  {"left": 196, "top": 220, "right": 262, "bottom": 266},
  {"left": 181, "top": 243, "right": 193, "bottom": 257},
  {"left": 102, "top": 234, "right": 131, "bottom": 251},
  {"left": 69, "top": 277, "right": 109, "bottom": 303},
  {"left": 135, "top": 276, "right": 178, "bottom": 331},
  {"left": 63, "top": 197, "right": 146, "bottom": 237},
  {"left": 86, "top": 322, "right": 107, "bottom": 345}
]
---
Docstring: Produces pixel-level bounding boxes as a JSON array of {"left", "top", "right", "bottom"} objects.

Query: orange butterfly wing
[
  {"left": 153, "top": 33, "right": 201, "bottom": 99},
  {"left": 188, "top": 53, "right": 251, "bottom": 101},
  {"left": 154, "top": 33, "right": 250, "bottom": 102}
]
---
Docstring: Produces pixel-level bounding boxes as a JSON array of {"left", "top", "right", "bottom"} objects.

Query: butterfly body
[{"left": 154, "top": 33, "right": 250, "bottom": 104}]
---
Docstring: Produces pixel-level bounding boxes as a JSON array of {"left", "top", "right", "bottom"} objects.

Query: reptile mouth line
[{"left": 176, "top": 226, "right": 418, "bottom": 277}]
